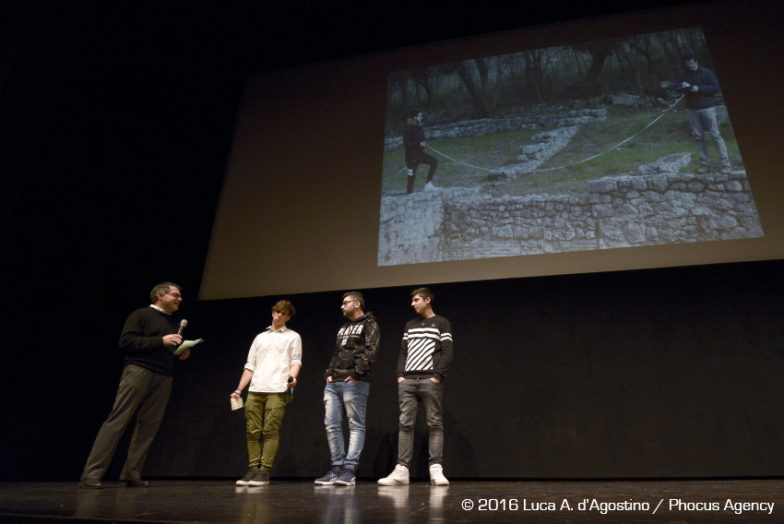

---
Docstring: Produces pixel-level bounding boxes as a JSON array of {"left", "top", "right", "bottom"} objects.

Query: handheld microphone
[
  {"left": 178, "top": 319, "right": 188, "bottom": 336},
  {"left": 287, "top": 376, "right": 295, "bottom": 400}
]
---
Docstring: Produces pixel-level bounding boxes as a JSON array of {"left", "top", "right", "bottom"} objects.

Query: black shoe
[
  {"left": 236, "top": 467, "right": 259, "bottom": 486},
  {"left": 248, "top": 467, "right": 270, "bottom": 487},
  {"left": 124, "top": 479, "right": 150, "bottom": 488},
  {"left": 80, "top": 478, "right": 103, "bottom": 489}
]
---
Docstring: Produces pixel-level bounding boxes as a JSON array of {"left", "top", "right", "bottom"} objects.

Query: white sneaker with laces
[
  {"left": 429, "top": 464, "right": 449, "bottom": 486},
  {"left": 424, "top": 181, "right": 437, "bottom": 191},
  {"left": 378, "top": 464, "right": 409, "bottom": 485}
]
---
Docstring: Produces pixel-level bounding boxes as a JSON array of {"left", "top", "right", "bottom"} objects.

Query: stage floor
[{"left": 0, "top": 479, "right": 781, "bottom": 523}]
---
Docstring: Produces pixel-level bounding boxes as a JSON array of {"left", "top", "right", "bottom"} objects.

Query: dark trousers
[
  {"left": 396, "top": 377, "right": 444, "bottom": 467},
  {"left": 81, "top": 364, "right": 172, "bottom": 481},
  {"left": 405, "top": 150, "right": 438, "bottom": 193}
]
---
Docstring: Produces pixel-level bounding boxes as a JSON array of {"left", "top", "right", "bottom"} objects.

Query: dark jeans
[
  {"left": 81, "top": 364, "right": 172, "bottom": 481},
  {"left": 396, "top": 377, "right": 444, "bottom": 467}
]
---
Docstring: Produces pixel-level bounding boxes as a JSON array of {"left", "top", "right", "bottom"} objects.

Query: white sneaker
[
  {"left": 424, "top": 181, "right": 437, "bottom": 191},
  {"left": 429, "top": 464, "right": 449, "bottom": 486},
  {"left": 378, "top": 464, "right": 409, "bottom": 485}
]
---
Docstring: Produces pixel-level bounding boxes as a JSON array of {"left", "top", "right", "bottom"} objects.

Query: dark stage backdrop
[{"left": 56, "top": 260, "right": 783, "bottom": 480}]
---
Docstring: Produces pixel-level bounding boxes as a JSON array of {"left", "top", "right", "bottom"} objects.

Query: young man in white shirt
[{"left": 231, "top": 300, "right": 302, "bottom": 486}]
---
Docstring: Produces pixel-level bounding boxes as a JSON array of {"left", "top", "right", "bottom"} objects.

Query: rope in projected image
[{"left": 424, "top": 95, "right": 684, "bottom": 174}]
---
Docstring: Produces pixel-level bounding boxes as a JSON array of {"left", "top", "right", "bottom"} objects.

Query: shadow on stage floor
[{"left": 0, "top": 478, "right": 781, "bottom": 523}]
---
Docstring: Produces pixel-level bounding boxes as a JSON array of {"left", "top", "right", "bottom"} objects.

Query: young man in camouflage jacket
[{"left": 315, "top": 291, "right": 380, "bottom": 486}]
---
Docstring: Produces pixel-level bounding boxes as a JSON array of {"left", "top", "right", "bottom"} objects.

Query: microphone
[
  {"left": 178, "top": 319, "right": 188, "bottom": 336},
  {"left": 287, "top": 376, "right": 295, "bottom": 400}
]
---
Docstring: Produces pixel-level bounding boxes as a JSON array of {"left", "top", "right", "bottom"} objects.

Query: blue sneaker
[
  {"left": 314, "top": 467, "right": 342, "bottom": 485},
  {"left": 334, "top": 465, "right": 356, "bottom": 486}
]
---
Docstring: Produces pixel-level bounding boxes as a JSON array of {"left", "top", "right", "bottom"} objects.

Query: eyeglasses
[
  {"left": 342, "top": 300, "right": 355, "bottom": 306},
  {"left": 167, "top": 293, "right": 182, "bottom": 299}
]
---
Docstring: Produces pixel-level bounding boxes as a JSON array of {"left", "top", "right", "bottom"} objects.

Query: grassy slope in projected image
[{"left": 377, "top": 27, "right": 763, "bottom": 267}]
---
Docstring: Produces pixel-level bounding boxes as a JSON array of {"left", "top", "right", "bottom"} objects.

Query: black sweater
[
  {"left": 403, "top": 124, "right": 426, "bottom": 152},
  {"left": 324, "top": 312, "right": 380, "bottom": 382},
  {"left": 677, "top": 67, "right": 722, "bottom": 110},
  {"left": 119, "top": 306, "right": 179, "bottom": 376}
]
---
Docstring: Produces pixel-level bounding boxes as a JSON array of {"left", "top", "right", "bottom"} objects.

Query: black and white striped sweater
[{"left": 396, "top": 315, "right": 453, "bottom": 381}]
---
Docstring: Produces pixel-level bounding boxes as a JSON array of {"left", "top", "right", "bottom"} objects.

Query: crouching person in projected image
[
  {"left": 403, "top": 110, "right": 439, "bottom": 194},
  {"left": 378, "top": 287, "right": 453, "bottom": 486},
  {"left": 231, "top": 300, "right": 302, "bottom": 487}
]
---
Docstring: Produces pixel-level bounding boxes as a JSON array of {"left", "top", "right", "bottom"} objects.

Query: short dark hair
[
  {"left": 342, "top": 291, "right": 365, "bottom": 310},
  {"left": 150, "top": 282, "right": 181, "bottom": 303},
  {"left": 272, "top": 299, "right": 295, "bottom": 317},
  {"left": 410, "top": 287, "right": 434, "bottom": 302}
]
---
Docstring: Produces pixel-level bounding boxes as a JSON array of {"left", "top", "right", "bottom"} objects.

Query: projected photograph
[{"left": 378, "top": 27, "right": 763, "bottom": 266}]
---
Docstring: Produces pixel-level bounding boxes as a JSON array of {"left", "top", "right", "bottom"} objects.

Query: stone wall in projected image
[{"left": 377, "top": 156, "right": 763, "bottom": 266}]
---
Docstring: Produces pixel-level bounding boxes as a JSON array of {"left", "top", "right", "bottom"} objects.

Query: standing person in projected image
[
  {"left": 231, "top": 300, "right": 302, "bottom": 487},
  {"left": 403, "top": 110, "right": 439, "bottom": 194},
  {"left": 314, "top": 291, "right": 380, "bottom": 486},
  {"left": 673, "top": 55, "right": 732, "bottom": 174},
  {"left": 378, "top": 287, "right": 453, "bottom": 486},
  {"left": 80, "top": 282, "right": 191, "bottom": 489}
]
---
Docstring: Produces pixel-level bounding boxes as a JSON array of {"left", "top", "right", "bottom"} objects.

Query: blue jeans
[{"left": 323, "top": 381, "right": 370, "bottom": 468}]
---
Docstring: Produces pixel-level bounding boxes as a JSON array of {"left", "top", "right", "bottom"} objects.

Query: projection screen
[{"left": 200, "top": 1, "right": 783, "bottom": 300}]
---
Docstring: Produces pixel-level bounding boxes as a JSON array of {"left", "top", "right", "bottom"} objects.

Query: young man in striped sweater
[{"left": 378, "top": 287, "right": 453, "bottom": 486}]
